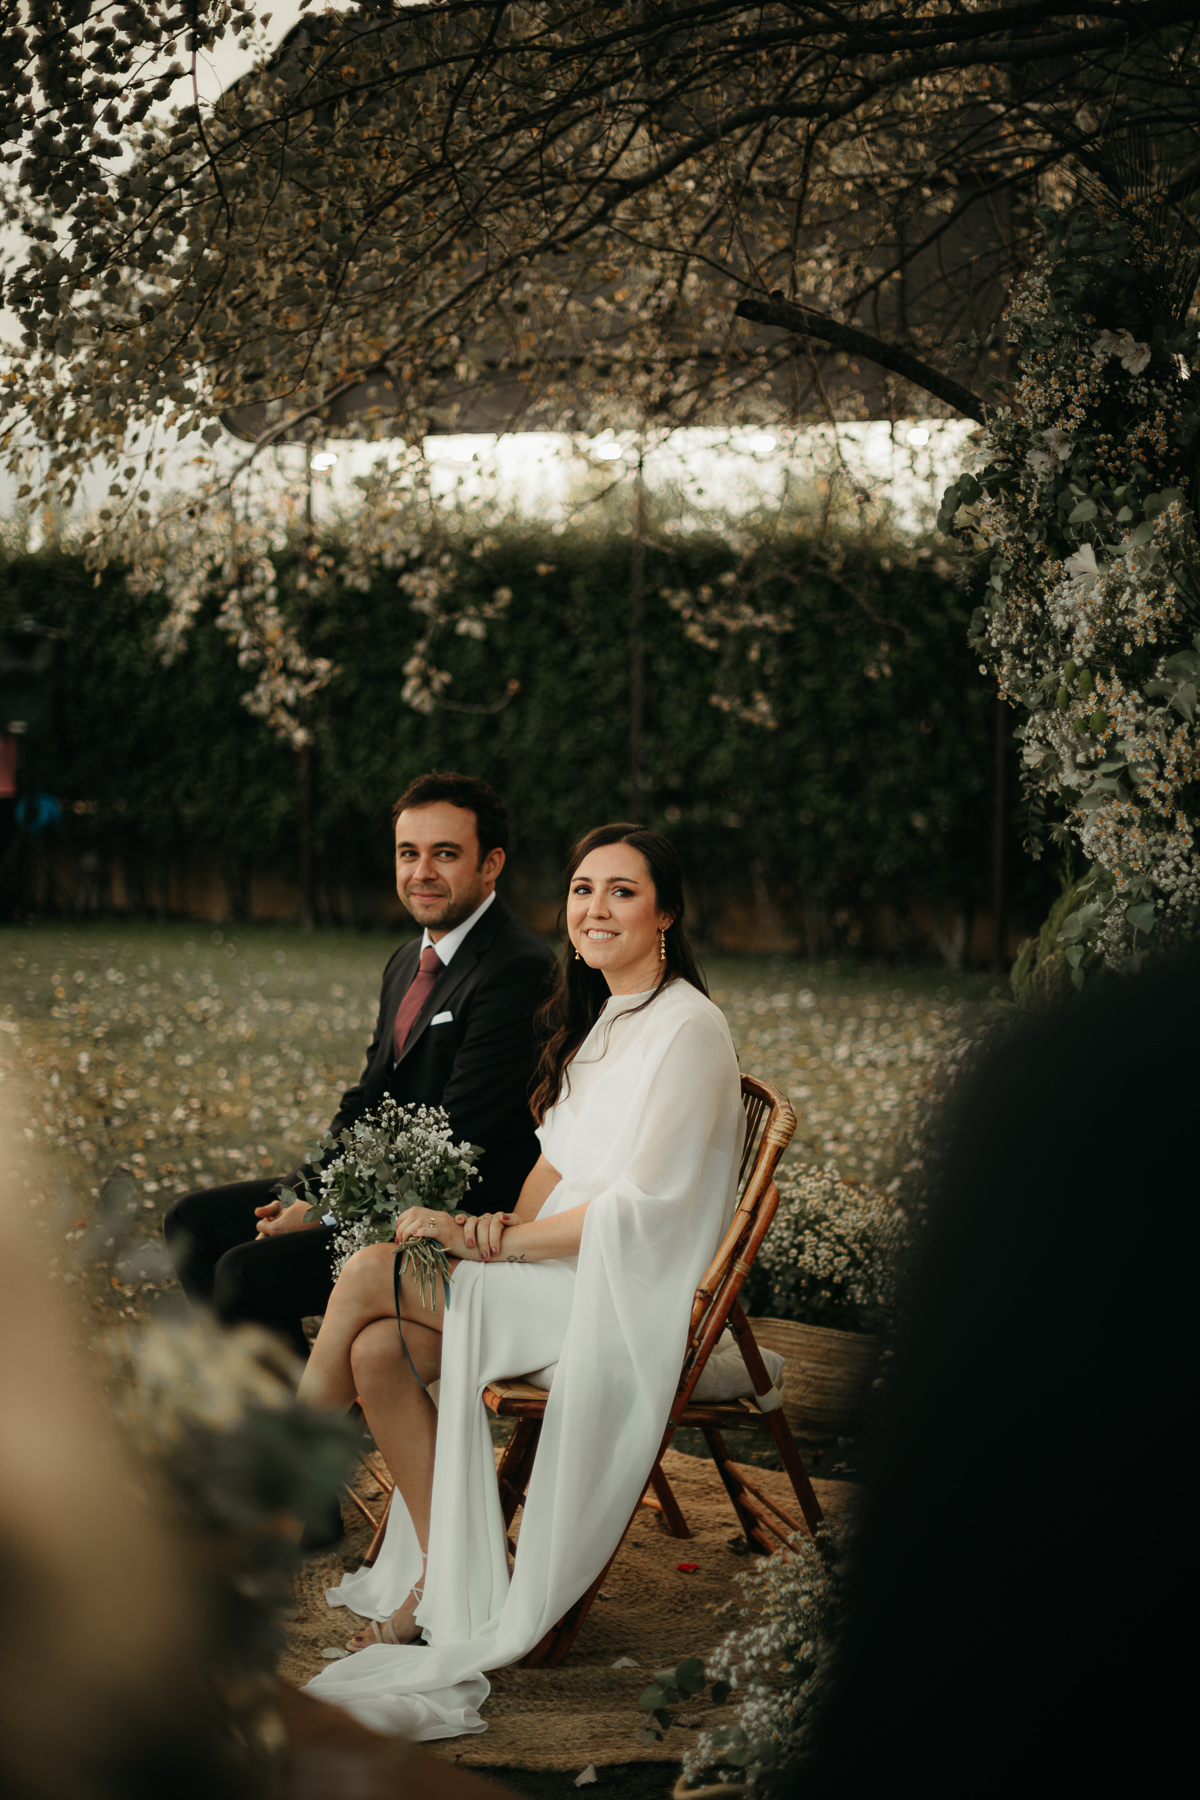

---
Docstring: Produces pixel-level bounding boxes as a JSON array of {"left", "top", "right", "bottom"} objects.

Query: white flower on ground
[{"left": 1094, "top": 328, "right": 1151, "bottom": 374}]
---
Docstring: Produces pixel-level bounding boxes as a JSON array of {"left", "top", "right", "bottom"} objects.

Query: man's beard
[{"left": 406, "top": 884, "right": 484, "bottom": 930}]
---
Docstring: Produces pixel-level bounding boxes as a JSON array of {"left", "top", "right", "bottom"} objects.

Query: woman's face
[{"left": 566, "top": 843, "right": 673, "bottom": 995}]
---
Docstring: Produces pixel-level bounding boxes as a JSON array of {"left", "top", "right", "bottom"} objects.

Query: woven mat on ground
[{"left": 282, "top": 1447, "right": 857, "bottom": 1773}]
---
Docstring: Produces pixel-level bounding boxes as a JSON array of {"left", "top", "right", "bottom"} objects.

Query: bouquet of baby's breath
[{"left": 301, "top": 1098, "right": 482, "bottom": 1306}]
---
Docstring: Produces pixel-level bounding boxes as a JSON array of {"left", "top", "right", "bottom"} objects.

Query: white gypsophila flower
[
  {"left": 1025, "top": 446, "right": 1056, "bottom": 480},
  {"left": 682, "top": 1528, "right": 850, "bottom": 1789},
  {"left": 303, "top": 1097, "right": 482, "bottom": 1284},
  {"left": 756, "top": 1162, "right": 907, "bottom": 1333}
]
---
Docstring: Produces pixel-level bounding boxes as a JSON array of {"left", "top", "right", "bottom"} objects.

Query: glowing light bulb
[
  {"left": 310, "top": 451, "right": 338, "bottom": 470},
  {"left": 748, "top": 433, "right": 777, "bottom": 453},
  {"left": 906, "top": 428, "right": 930, "bottom": 447},
  {"left": 594, "top": 442, "right": 624, "bottom": 461}
]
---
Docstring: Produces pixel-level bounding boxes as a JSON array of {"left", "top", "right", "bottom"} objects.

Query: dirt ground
[{"left": 285, "top": 1443, "right": 858, "bottom": 1786}]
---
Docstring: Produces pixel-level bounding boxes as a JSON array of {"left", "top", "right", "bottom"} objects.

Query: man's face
[{"left": 394, "top": 802, "right": 504, "bottom": 937}]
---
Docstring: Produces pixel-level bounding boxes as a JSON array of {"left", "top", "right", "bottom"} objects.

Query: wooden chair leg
[
  {"left": 341, "top": 1447, "right": 396, "bottom": 1541},
  {"left": 362, "top": 1488, "right": 394, "bottom": 1567},
  {"left": 639, "top": 1464, "right": 692, "bottom": 1538},
  {"left": 701, "top": 1426, "right": 779, "bottom": 1554},
  {"left": 496, "top": 1419, "right": 541, "bottom": 1531},
  {"left": 765, "top": 1407, "right": 825, "bottom": 1542}
]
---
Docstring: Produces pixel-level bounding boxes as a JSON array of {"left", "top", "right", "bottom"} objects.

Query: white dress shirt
[{"left": 421, "top": 888, "right": 496, "bottom": 966}]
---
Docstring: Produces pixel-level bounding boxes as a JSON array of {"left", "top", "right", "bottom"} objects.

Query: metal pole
[
  {"left": 299, "top": 446, "right": 316, "bottom": 931},
  {"left": 992, "top": 695, "right": 1006, "bottom": 977},
  {"left": 298, "top": 730, "right": 315, "bottom": 932},
  {"left": 629, "top": 447, "right": 646, "bottom": 806}
]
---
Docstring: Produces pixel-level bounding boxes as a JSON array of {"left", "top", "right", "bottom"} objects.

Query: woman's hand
[
  {"left": 394, "top": 1206, "right": 471, "bottom": 1259},
  {"left": 454, "top": 1211, "right": 518, "bottom": 1261}
]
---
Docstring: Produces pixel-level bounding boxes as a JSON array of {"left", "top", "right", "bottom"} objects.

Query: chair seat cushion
[{"left": 691, "top": 1329, "right": 785, "bottom": 1402}]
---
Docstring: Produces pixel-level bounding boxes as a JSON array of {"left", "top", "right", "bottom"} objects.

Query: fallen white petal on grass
[
  {"left": 321, "top": 1647, "right": 349, "bottom": 1660},
  {"left": 611, "top": 1656, "right": 639, "bottom": 1668},
  {"left": 574, "top": 1767, "right": 598, "bottom": 1787}
]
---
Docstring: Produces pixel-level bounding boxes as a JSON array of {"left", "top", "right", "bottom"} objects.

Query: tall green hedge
[{"left": 0, "top": 524, "right": 1054, "bottom": 935}]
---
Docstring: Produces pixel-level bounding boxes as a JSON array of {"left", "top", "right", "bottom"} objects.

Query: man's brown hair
[{"left": 391, "top": 771, "right": 509, "bottom": 862}]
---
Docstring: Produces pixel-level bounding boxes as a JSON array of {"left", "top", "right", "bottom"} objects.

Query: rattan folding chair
[{"left": 483, "top": 1072, "right": 825, "bottom": 1668}]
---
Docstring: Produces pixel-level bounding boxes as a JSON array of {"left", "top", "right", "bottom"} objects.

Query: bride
[{"left": 299, "top": 822, "right": 745, "bottom": 1738}]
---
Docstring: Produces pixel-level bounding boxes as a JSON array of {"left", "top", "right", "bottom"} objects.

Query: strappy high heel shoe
[{"left": 345, "top": 1557, "right": 426, "bottom": 1653}]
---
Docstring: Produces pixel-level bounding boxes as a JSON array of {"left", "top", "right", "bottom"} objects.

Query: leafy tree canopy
[{"left": 3, "top": 0, "right": 1200, "bottom": 542}]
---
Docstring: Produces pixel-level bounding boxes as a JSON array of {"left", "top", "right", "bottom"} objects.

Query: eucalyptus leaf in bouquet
[{"left": 299, "top": 1097, "right": 482, "bottom": 1307}]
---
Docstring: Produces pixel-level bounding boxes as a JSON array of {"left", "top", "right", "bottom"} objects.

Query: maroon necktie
[{"left": 392, "top": 945, "right": 442, "bottom": 1059}]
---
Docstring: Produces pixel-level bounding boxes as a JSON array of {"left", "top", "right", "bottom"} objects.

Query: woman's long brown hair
[{"left": 530, "top": 824, "right": 709, "bottom": 1123}]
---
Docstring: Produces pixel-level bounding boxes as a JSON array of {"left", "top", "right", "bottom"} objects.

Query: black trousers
[{"left": 164, "top": 1181, "right": 337, "bottom": 1359}]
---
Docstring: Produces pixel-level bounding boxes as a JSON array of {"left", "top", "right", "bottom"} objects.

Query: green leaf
[
  {"left": 641, "top": 1728, "right": 662, "bottom": 1746},
  {"left": 1171, "top": 683, "right": 1196, "bottom": 723},
  {"left": 1067, "top": 500, "right": 1097, "bottom": 523},
  {"left": 639, "top": 1685, "right": 667, "bottom": 1710},
  {"left": 1126, "top": 902, "right": 1156, "bottom": 935},
  {"left": 675, "top": 1658, "right": 706, "bottom": 1695},
  {"left": 710, "top": 1680, "right": 732, "bottom": 1707}
]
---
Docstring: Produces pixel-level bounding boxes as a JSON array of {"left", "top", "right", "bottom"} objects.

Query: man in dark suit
[{"left": 164, "top": 771, "right": 553, "bottom": 1360}]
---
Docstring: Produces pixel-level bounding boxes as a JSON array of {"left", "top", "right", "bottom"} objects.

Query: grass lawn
[{"left": 0, "top": 919, "right": 993, "bottom": 1328}]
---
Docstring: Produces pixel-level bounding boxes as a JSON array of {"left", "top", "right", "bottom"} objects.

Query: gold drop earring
[
  {"left": 659, "top": 927, "right": 667, "bottom": 962},
  {"left": 574, "top": 944, "right": 582, "bottom": 961}
]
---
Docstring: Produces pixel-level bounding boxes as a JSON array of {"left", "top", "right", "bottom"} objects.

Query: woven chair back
[{"left": 670, "top": 1073, "right": 795, "bottom": 1423}]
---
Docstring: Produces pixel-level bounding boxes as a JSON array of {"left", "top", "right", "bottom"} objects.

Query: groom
[{"left": 164, "top": 771, "right": 553, "bottom": 1359}]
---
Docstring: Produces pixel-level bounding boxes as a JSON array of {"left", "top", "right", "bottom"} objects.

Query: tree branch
[{"left": 733, "top": 296, "right": 987, "bottom": 422}]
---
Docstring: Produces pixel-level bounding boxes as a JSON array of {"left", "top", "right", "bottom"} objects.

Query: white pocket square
[{"left": 430, "top": 1010, "right": 454, "bottom": 1026}]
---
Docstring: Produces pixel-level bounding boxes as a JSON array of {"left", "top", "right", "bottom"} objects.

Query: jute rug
[{"left": 282, "top": 1448, "right": 856, "bottom": 1774}]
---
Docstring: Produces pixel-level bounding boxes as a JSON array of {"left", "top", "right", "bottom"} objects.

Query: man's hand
[{"left": 255, "top": 1195, "right": 320, "bottom": 1239}]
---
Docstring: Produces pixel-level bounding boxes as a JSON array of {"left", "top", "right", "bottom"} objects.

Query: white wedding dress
[{"left": 304, "top": 977, "right": 745, "bottom": 1738}]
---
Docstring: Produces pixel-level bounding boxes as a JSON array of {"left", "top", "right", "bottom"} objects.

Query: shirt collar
[{"left": 421, "top": 888, "right": 497, "bottom": 966}]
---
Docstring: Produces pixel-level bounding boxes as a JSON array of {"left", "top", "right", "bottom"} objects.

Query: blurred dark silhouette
[
  {"left": 0, "top": 1079, "right": 516, "bottom": 1800},
  {"left": 801, "top": 953, "right": 1194, "bottom": 1792},
  {"left": 0, "top": 1091, "right": 248, "bottom": 1800}
]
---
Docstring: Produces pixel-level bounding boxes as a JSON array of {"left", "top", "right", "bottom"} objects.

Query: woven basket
[{"left": 747, "top": 1316, "right": 879, "bottom": 1441}]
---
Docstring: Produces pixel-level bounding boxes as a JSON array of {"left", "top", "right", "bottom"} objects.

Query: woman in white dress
[{"left": 297, "top": 823, "right": 744, "bottom": 1738}]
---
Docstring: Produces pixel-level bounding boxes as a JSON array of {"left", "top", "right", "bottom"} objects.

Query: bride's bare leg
[
  {"left": 295, "top": 1244, "right": 451, "bottom": 1649},
  {"left": 342, "top": 1316, "right": 441, "bottom": 1648},
  {"left": 296, "top": 1242, "right": 448, "bottom": 1412}
]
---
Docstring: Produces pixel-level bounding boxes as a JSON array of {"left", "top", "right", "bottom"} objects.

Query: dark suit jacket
[{"left": 281, "top": 895, "right": 554, "bottom": 1213}]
